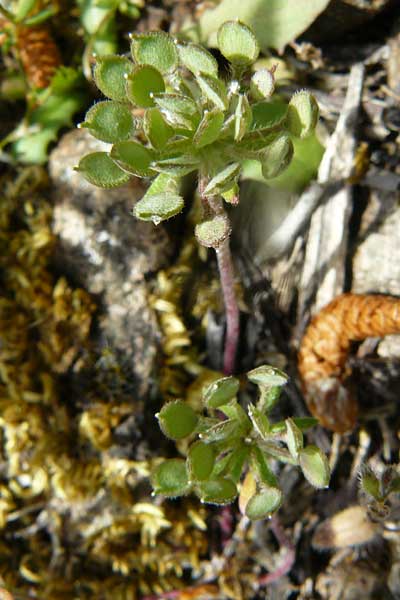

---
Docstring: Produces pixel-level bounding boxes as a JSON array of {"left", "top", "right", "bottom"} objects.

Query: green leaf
[
  {"left": 270, "top": 417, "right": 318, "bottom": 434},
  {"left": 221, "top": 182, "right": 239, "bottom": 204},
  {"left": 143, "top": 108, "right": 174, "bottom": 150},
  {"left": 286, "top": 90, "right": 319, "bottom": 138},
  {"left": 133, "top": 173, "right": 184, "bottom": 224},
  {"left": 152, "top": 459, "right": 190, "bottom": 497},
  {"left": 269, "top": 147, "right": 297, "bottom": 180},
  {"left": 193, "top": 109, "right": 224, "bottom": 148},
  {"left": 247, "top": 365, "right": 288, "bottom": 388},
  {"left": 15, "top": 0, "right": 37, "bottom": 22},
  {"left": 251, "top": 445, "right": 278, "bottom": 487},
  {"left": 245, "top": 487, "right": 282, "bottom": 520},
  {"left": 134, "top": 192, "right": 184, "bottom": 225},
  {"left": 11, "top": 87, "right": 86, "bottom": 164},
  {"left": 197, "top": 74, "right": 228, "bottom": 111},
  {"left": 125, "top": 64, "right": 165, "bottom": 108},
  {"left": 232, "top": 93, "right": 252, "bottom": 141},
  {"left": 131, "top": 31, "right": 179, "bottom": 74},
  {"left": 76, "top": 152, "right": 130, "bottom": 188},
  {"left": 110, "top": 140, "right": 154, "bottom": 177},
  {"left": 199, "top": 419, "right": 240, "bottom": 443},
  {"left": 242, "top": 133, "right": 324, "bottom": 192},
  {"left": 94, "top": 55, "right": 133, "bottom": 101},
  {"left": 226, "top": 445, "right": 250, "bottom": 482},
  {"left": 154, "top": 93, "right": 200, "bottom": 130},
  {"left": 153, "top": 155, "right": 199, "bottom": 177},
  {"left": 23, "top": 6, "right": 56, "bottom": 26},
  {"left": 187, "top": 442, "right": 216, "bottom": 481},
  {"left": 141, "top": 172, "right": 180, "bottom": 196},
  {"left": 157, "top": 400, "right": 198, "bottom": 440},
  {"left": 204, "top": 162, "right": 241, "bottom": 195},
  {"left": 196, "top": 477, "right": 237, "bottom": 504},
  {"left": 203, "top": 376, "right": 240, "bottom": 408},
  {"left": 198, "top": 0, "right": 330, "bottom": 52},
  {"left": 178, "top": 42, "right": 218, "bottom": 77},
  {"left": 80, "top": 101, "right": 134, "bottom": 143},
  {"left": 247, "top": 404, "right": 270, "bottom": 439},
  {"left": 285, "top": 418, "right": 304, "bottom": 460},
  {"left": 299, "top": 445, "right": 330, "bottom": 489},
  {"left": 195, "top": 215, "right": 231, "bottom": 248},
  {"left": 360, "top": 467, "right": 381, "bottom": 500},
  {"left": 251, "top": 68, "right": 275, "bottom": 100},
  {"left": 251, "top": 101, "right": 287, "bottom": 131},
  {"left": 217, "top": 20, "right": 259, "bottom": 65}
]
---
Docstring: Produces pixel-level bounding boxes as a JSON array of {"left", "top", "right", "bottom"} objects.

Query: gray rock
[{"left": 49, "top": 129, "right": 173, "bottom": 397}]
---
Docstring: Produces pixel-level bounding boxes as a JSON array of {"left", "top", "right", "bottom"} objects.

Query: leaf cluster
[
  {"left": 152, "top": 365, "right": 330, "bottom": 520},
  {"left": 76, "top": 20, "right": 319, "bottom": 237}
]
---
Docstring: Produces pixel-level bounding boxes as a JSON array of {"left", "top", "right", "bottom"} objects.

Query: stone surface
[{"left": 49, "top": 129, "right": 173, "bottom": 398}]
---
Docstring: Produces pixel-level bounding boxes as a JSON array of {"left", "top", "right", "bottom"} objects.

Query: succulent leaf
[
  {"left": 143, "top": 108, "right": 174, "bottom": 149},
  {"left": 110, "top": 141, "right": 154, "bottom": 177},
  {"left": 152, "top": 459, "right": 190, "bottom": 497},
  {"left": 80, "top": 101, "right": 134, "bottom": 143},
  {"left": 260, "top": 133, "right": 294, "bottom": 179},
  {"left": 193, "top": 109, "right": 224, "bottom": 148},
  {"left": 197, "top": 74, "right": 229, "bottom": 111},
  {"left": 76, "top": 152, "right": 130, "bottom": 188},
  {"left": 125, "top": 65, "right": 165, "bottom": 108},
  {"left": 203, "top": 376, "right": 240, "bottom": 408},
  {"left": 299, "top": 445, "right": 330, "bottom": 489},
  {"left": 245, "top": 487, "right": 282, "bottom": 520},
  {"left": 204, "top": 162, "right": 241, "bottom": 196},
  {"left": 157, "top": 400, "right": 198, "bottom": 440},
  {"left": 285, "top": 417, "right": 304, "bottom": 460},
  {"left": 94, "top": 55, "right": 133, "bottom": 102},
  {"left": 196, "top": 477, "right": 238, "bottom": 504},
  {"left": 131, "top": 31, "right": 179, "bottom": 74},
  {"left": 217, "top": 20, "right": 259, "bottom": 65},
  {"left": 178, "top": 42, "right": 218, "bottom": 77},
  {"left": 187, "top": 441, "right": 216, "bottom": 481},
  {"left": 286, "top": 90, "right": 319, "bottom": 138}
]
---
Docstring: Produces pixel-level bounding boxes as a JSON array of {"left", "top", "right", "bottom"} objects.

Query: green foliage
[
  {"left": 8, "top": 67, "right": 87, "bottom": 164},
  {"left": 77, "top": 0, "right": 143, "bottom": 62},
  {"left": 153, "top": 365, "right": 330, "bottom": 518},
  {"left": 196, "top": 0, "right": 330, "bottom": 52},
  {"left": 77, "top": 21, "right": 320, "bottom": 229},
  {"left": 359, "top": 463, "right": 400, "bottom": 520}
]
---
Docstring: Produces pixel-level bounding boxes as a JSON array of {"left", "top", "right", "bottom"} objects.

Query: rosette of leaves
[
  {"left": 76, "top": 20, "right": 319, "bottom": 236},
  {"left": 152, "top": 365, "right": 330, "bottom": 520}
]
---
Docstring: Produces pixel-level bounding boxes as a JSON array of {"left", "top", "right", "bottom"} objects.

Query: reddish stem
[
  {"left": 257, "top": 516, "right": 295, "bottom": 587},
  {"left": 215, "top": 238, "right": 240, "bottom": 375}
]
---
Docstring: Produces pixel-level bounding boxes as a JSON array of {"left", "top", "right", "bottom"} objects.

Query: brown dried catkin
[
  {"left": 298, "top": 293, "right": 400, "bottom": 433},
  {"left": 16, "top": 25, "right": 61, "bottom": 89}
]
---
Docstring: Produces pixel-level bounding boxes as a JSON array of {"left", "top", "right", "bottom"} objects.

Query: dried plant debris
[
  {"left": 0, "top": 167, "right": 214, "bottom": 599},
  {"left": 298, "top": 293, "right": 400, "bottom": 433}
]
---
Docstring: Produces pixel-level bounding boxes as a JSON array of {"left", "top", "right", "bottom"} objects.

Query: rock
[{"left": 49, "top": 129, "right": 173, "bottom": 398}]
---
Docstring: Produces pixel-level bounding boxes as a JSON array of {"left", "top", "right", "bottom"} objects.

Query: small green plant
[
  {"left": 359, "top": 463, "right": 400, "bottom": 521},
  {"left": 76, "top": 20, "right": 319, "bottom": 374},
  {"left": 152, "top": 366, "right": 330, "bottom": 519}
]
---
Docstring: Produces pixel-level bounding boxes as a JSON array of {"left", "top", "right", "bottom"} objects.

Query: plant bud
[
  {"left": 286, "top": 90, "right": 319, "bottom": 138},
  {"left": 251, "top": 68, "right": 275, "bottom": 100},
  {"left": 195, "top": 215, "right": 231, "bottom": 248},
  {"left": 260, "top": 134, "right": 294, "bottom": 179}
]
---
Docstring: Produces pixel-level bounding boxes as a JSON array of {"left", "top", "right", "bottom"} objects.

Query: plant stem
[
  {"left": 198, "top": 177, "right": 240, "bottom": 375},
  {"left": 257, "top": 515, "right": 295, "bottom": 587},
  {"left": 215, "top": 237, "right": 240, "bottom": 375}
]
